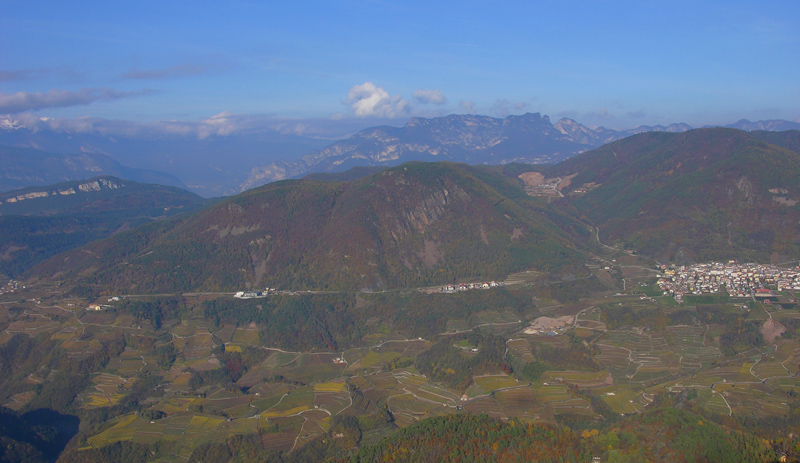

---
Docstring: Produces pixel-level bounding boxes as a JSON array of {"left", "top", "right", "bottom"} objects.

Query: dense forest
[{"left": 151, "top": 409, "right": 784, "bottom": 463}]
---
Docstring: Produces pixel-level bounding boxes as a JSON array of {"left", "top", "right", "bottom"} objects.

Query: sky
[{"left": 1, "top": 0, "right": 799, "bottom": 139}]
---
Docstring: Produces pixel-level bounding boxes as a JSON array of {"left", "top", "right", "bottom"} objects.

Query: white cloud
[
  {"left": 7, "top": 112, "right": 244, "bottom": 139},
  {"left": 345, "top": 82, "right": 410, "bottom": 118},
  {"left": 412, "top": 89, "right": 446, "bottom": 105},
  {"left": 197, "top": 111, "right": 239, "bottom": 139},
  {"left": 0, "top": 87, "right": 149, "bottom": 114}
]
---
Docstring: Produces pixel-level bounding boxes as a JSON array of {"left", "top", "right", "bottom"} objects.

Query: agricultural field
[
  {"left": 473, "top": 374, "right": 522, "bottom": 392},
  {"left": 506, "top": 338, "right": 535, "bottom": 363},
  {"left": 82, "top": 373, "right": 135, "bottom": 409},
  {"left": 3, "top": 266, "right": 800, "bottom": 462}
]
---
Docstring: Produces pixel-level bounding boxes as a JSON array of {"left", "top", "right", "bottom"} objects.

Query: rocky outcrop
[{"left": 1, "top": 177, "right": 124, "bottom": 205}]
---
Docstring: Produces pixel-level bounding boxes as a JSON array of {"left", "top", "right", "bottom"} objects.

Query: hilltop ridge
[
  {"left": 526, "top": 128, "right": 800, "bottom": 263},
  {"left": 29, "top": 162, "right": 594, "bottom": 293}
]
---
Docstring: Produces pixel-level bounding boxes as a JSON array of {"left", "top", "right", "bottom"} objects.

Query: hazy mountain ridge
[
  {"left": 242, "top": 113, "right": 606, "bottom": 190},
  {"left": 0, "top": 144, "right": 186, "bottom": 193},
  {"left": 2, "top": 114, "right": 797, "bottom": 197},
  {"left": 553, "top": 118, "right": 694, "bottom": 145},
  {"left": 0, "top": 176, "right": 207, "bottom": 277},
  {"left": 241, "top": 114, "right": 798, "bottom": 192},
  {"left": 0, "top": 119, "right": 331, "bottom": 197},
  {"left": 723, "top": 119, "right": 800, "bottom": 132},
  {"left": 240, "top": 113, "right": 595, "bottom": 191}
]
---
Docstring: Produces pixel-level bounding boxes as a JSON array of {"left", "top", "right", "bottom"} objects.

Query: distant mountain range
[
  {"left": 724, "top": 119, "right": 800, "bottom": 132},
  {"left": 1, "top": 113, "right": 798, "bottom": 197},
  {"left": 0, "top": 144, "right": 186, "bottom": 192},
  {"left": 240, "top": 113, "right": 594, "bottom": 190},
  {"left": 239, "top": 116, "right": 799, "bottom": 191},
  {"left": 0, "top": 119, "right": 329, "bottom": 197}
]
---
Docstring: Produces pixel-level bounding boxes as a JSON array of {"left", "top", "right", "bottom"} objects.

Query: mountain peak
[
  {"left": 725, "top": 119, "right": 800, "bottom": 131},
  {"left": 34, "top": 161, "right": 590, "bottom": 292}
]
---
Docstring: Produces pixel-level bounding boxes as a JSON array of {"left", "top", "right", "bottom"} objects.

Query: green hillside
[
  {"left": 542, "top": 128, "right": 800, "bottom": 263},
  {"left": 30, "top": 162, "right": 594, "bottom": 293},
  {"left": 750, "top": 130, "right": 800, "bottom": 155},
  {"left": 349, "top": 409, "right": 777, "bottom": 463}
]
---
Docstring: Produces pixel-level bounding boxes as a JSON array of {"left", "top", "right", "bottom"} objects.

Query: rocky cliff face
[{"left": 1, "top": 178, "right": 124, "bottom": 206}]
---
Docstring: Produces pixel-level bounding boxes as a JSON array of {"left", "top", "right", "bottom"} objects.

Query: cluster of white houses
[
  {"left": 440, "top": 281, "right": 502, "bottom": 293},
  {"left": 0, "top": 279, "right": 20, "bottom": 295},
  {"left": 234, "top": 288, "right": 277, "bottom": 299},
  {"left": 657, "top": 262, "right": 800, "bottom": 300}
]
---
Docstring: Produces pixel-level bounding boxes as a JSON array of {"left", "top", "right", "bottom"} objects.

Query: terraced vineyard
[{"left": 3, "top": 264, "right": 800, "bottom": 462}]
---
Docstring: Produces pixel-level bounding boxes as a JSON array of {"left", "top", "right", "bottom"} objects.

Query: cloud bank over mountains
[
  {"left": 345, "top": 83, "right": 450, "bottom": 118},
  {"left": 2, "top": 77, "right": 798, "bottom": 143},
  {"left": 2, "top": 110, "right": 405, "bottom": 141},
  {"left": 0, "top": 88, "right": 151, "bottom": 114}
]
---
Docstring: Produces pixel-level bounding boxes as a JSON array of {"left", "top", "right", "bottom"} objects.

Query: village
[
  {"left": 0, "top": 279, "right": 20, "bottom": 296},
  {"left": 439, "top": 280, "right": 503, "bottom": 293},
  {"left": 656, "top": 261, "right": 800, "bottom": 301},
  {"left": 233, "top": 288, "right": 277, "bottom": 299}
]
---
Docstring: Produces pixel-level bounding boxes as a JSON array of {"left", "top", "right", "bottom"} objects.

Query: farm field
[{"left": 2, "top": 264, "right": 800, "bottom": 461}]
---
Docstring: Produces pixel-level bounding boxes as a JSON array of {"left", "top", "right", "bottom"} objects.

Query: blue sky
[{"left": 1, "top": 0, "right": 798, "bottom": 137}]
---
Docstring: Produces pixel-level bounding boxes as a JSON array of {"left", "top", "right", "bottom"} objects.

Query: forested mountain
[
  {"left": 29, "top": 162, "right": 594, "bottom": 293},
  {"left": 0, "top": 176, "right": 208, "bottom": 277},
  {"left": 749, "top": 130, "right": 800, "bottom": 155},
  {"left": 531, "top": 128, "right": 800, "bottom": 263},
  {"left": 348, "top": 409, "right": 777, "bottom": 463},
  {"left": 19, "top": 128, "right": 800, "bottom": 289}
]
